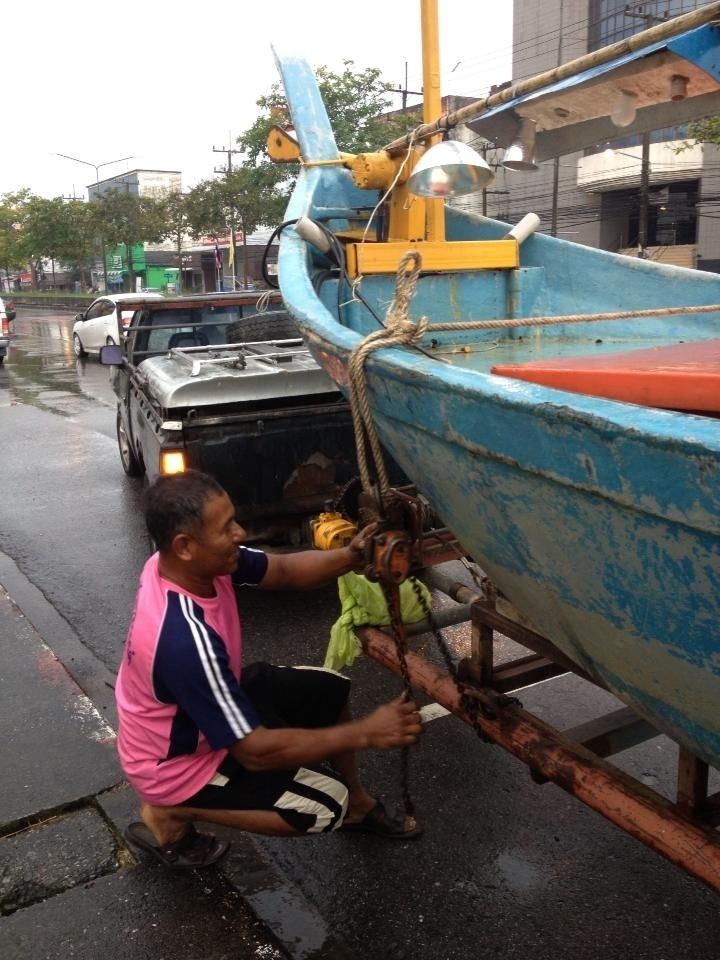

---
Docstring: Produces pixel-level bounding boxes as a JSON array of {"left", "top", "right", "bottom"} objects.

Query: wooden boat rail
[{"left": 358, "top": 568, "right": 720, "bottom": 895}]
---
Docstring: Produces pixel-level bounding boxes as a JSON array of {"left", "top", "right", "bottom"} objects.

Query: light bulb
[
  {"left": 610, "top": 91, "right": 637, "bottom": 128},
  {"left": 428, "top": 166, "right": 452, "bottom": 197}
]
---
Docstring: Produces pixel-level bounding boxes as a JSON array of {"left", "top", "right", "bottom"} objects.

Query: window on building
[
  {"left": 602, "top": 179, "right": 698, "bottom": 248},
  {"left": 590, "top": 1, "right": 702, "bottom": 51}
]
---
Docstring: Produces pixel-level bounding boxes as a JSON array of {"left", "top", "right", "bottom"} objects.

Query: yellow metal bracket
[
  {"left": 344, "top": 239, "right": 519, "bottom": 277},
  {"left": 266, "top": 126, "right": 302, "bottom": 163},
  {"left": 266, "top": 126, "right": 355, "bottom": 168}
]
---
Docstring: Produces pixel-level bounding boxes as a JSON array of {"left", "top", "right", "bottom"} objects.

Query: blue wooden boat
[{"left": 271, "top": 6, "right": 720, "bottom": 787}]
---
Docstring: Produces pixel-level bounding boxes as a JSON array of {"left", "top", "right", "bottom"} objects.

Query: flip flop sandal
[
  {"left": 124, "top": 822, "right": 230, "bottom": 870},
  {"left": 340, "top": 800, "right": 423, "bottom": 840}
]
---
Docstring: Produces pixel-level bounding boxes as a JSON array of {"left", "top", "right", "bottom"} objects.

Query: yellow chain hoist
[{"left": 311, "top": 512, "right": 358, "bottom": 551}]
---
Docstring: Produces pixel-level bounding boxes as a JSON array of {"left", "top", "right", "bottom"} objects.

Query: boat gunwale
[{"left": 279, "top": 193, "right": 720, "bottom": 456}]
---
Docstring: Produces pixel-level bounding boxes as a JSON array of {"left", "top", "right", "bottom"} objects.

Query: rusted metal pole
[{"left": 360, "top": 627, "right": 720, "bottom": 894}]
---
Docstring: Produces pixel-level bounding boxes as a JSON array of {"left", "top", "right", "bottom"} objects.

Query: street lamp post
[{"left": 55, "top": 153, "right": 134, "bottom": 291}]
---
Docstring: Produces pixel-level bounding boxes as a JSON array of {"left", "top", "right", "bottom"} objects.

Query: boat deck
[
  {"left": 440, "top": 335, "right": 691, "bottom": 373},
  {"left": 441, "top": 335, "right": 720, "bottom": 414}
]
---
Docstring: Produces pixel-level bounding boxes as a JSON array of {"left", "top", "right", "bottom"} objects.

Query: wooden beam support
[
  {"left": 564, "top": 707, "right": 658, "bottom": 759},
  {"left": 677, "top": 746, "right": 710, "bottom": 820}
]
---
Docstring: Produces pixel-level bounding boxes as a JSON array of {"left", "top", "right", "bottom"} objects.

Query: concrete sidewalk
[{"left": 0, "top": 582, "right": 358, "bottom": 960}]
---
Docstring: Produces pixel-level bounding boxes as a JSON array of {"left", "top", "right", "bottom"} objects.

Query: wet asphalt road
[{"left": 1, "top": 307, "right": 719, "bottom": 959}]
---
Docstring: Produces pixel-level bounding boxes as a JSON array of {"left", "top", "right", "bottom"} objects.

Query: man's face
[{"left": 185, "top": 492, "right": 247, "bottom": 578}]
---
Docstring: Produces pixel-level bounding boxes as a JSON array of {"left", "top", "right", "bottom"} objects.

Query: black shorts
[{"left": 184, "top": 663, "right": 351, "bottom": 834}]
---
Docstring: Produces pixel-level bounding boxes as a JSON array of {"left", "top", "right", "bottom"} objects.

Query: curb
[{"left": 0, "top": 557, "right": 363, "bottom": 960}]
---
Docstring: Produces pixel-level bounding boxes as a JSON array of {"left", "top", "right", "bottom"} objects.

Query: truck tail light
[
  {"left": 1, "top": 318, "right": 9, "bottom": 335},
  {"left": 160, "top": 450, "right": 187, "bottom": 475}
]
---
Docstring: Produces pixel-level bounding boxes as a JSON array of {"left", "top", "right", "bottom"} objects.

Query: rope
[
  {"left": 255, "top": 289, "right": 273, "bottom": 313},
  {"left": 298, "top": 156, "right": 352, "bottom": 167},
  {"left": 347, "top": 252, "right": 429, "bottom": 504},
  {"left": 424, "top": 302, "right": 720, "bottom": 333}
]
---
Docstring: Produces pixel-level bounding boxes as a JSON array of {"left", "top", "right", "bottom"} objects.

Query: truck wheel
[
  {"left": 226, "top": 312, "right": 301, "bottom": 343},
  {"left": 117, "top": 410, "right": 144, "bottom": 477},
  {"left": 73, "top": 333, "right": 88, "bottom": 358}
]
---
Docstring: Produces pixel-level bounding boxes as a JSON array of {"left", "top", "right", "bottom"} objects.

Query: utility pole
[
  {"left": 623, "top": 3, "right": 668, "bottom": 28},
  {"left": 213, "top": 142, "right": 242, "bottom": 290},
  {"left": 638, "top": 130, "right": 651, "bottom": 258},
  {"left": 623, "top": 5, "right": 665, "bottom": 259},
  {"left": 478, "top": 142, "right": 504, "bottom": 217},
  {"left": 389, "top": 61, "right": 423, "bottom": 110},
  {"left": 550, "top": 0, "right": 564, "bottom": 237}
]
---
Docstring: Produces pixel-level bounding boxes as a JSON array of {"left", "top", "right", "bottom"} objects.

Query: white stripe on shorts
[{"left": 273, "top": 766, "right": 349, "bottom": 833}]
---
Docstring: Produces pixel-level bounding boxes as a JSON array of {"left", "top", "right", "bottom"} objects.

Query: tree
[
  {"left": 21, "top": 196, "right": 77, "bottom": 288},
  {"left": 61, "top": 200, "right": 99, "bottom": 290},
  {"left": 681, "top": 117, "right": 720, "bottom": 148},
  {"left": 185, "top": 169, "right": 284, "bottom": 288},
  {"left": 0, "top": 192, "right": 29, "bottom": 290},
  {"left": 92, "top": 191, "right": 166, "bottom": 292},
  {"left": 159, "top": 191, "right": 191, "bottom": 293},
  {"left": 238, "top": 60, "right": 421, "bottom": 220}
]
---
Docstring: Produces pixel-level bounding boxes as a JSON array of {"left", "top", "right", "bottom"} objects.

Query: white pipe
[
  {"left": 295, "top": 216, "right": 332, "bottom": 254},
  {"left": 505, "top": 213, "right": 541, "bottom": 245}
]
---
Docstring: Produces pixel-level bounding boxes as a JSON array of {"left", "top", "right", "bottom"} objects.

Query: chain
[
  {"left": 330, "top": 475, "right": 362, "bottom": 514},
  {"left": 377, "top": 570, "right": 522, "bottom": 818},
  {"left": 408, "top": 577, "right": 488, "bottom": 738},
  {"left": 379, "top": 579, "right": 416, "bottom": 820},
  {"left": 409, "top": 577, "right": 521, "bottom": 736}
]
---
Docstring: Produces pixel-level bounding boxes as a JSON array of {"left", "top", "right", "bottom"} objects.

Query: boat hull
[{"left": 274, "top": 52, "right": 720, "bottom": 771}]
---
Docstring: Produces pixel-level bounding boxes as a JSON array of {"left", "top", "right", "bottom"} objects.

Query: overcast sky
[{"left": 4, "top": 1, "right": 512, "bottom": 199}]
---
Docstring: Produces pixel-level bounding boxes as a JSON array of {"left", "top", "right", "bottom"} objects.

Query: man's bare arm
[
  {"left": 230, "top": 695, "right": 422, "bottom": 771},
  {"left": 257, "top": 524, "right": 374, "bottom": 590}
]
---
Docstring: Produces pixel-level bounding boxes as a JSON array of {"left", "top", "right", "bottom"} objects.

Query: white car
[{"left": 73, "top": 293, "right": 164, "bottom": 358}]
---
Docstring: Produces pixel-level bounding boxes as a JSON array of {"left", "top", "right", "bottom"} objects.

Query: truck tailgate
[{"left": 182, "top": 401, "right": 357, "bottom": 521}]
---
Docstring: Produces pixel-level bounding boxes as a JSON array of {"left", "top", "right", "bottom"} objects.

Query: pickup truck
[{"left": 101, "top": 291, "right": 360, "bottom": 542}]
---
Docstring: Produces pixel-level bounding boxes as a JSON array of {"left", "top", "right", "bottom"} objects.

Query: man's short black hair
[{"left": 144, "top": 471, "right": 226, "bottom": 551}]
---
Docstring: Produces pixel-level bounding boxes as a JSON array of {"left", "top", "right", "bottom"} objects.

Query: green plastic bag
[{"left": 324, "top": 572, "right": 431, "bottom": 671}]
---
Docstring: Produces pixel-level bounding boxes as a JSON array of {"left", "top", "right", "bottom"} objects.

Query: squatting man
[{"left": 117, "top": 470, "right": 423, "bottom": 869}]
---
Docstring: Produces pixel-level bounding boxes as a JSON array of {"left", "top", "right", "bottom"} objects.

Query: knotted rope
[{"left": 347, "top": 251, "right": 428, "bottom": 504}]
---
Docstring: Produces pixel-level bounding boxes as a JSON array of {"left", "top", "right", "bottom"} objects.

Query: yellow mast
[
  {"left": 269, "top": 0, "right": 519, "bottom": 274},
  {"left": 420, "top": 0, "right": 445, "bottom": 242}
]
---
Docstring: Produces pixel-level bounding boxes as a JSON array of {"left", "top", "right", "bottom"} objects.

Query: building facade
[
  {"left": 88, "top": 170, "right": 183, "bottom": 292},
  {"left": 478, "top": 0, "right": 719, "bottom": 270},
  {"left": 87, "top": 169, "right": 181, "bottom": 201}
]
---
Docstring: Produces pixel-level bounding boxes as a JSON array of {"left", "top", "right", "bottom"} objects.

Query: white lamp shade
[
  {"left": 610, "top": 90, "right": 637, "bottom": 128},
  {"left": 503, "top": 118, "right": 538, "bottom": 171},
  {"left": 407, "top": 140, "right": 494, "bottom": 198}
]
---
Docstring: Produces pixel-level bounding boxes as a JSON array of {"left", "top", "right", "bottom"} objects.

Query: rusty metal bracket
[{"left": 358, "top": 625, "right": 720, "bottom": 894}]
